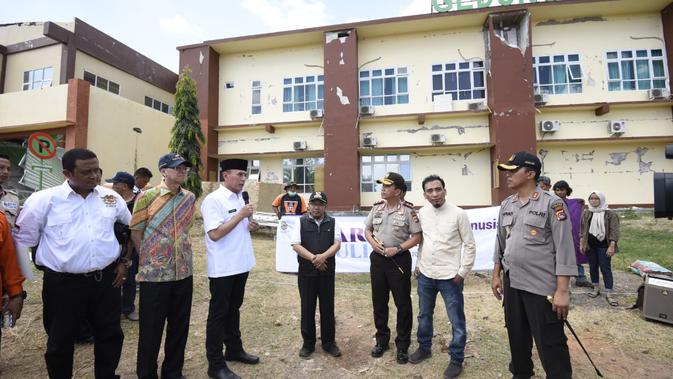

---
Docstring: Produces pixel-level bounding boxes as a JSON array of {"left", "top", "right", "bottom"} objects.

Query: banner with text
[{"left": 275, "top": 206, "right": 500, "bottom": 273}]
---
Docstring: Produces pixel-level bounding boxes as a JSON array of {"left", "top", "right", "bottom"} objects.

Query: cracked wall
[
  {"left": 532, "top": 14, "right": 664, "bottom": 106},
  {"left": 218, "top": 43, "right": 324, "bottom": 126},
  {"left": 217, "top": 124, "right": 324, "bottom": 155},
  {"left": 538, "top": 143, "right": 673, "bottom": 204}
]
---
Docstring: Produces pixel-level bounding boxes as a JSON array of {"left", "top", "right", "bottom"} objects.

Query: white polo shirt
[
  {"left": 201, "top": 185, "right": 256, "bottom": 278},
  {"left": 13, "top": 181, "right": 131, "bottom": 273}
]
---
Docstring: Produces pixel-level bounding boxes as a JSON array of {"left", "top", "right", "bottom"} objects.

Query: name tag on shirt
[
  {"left": 2, "top": 201, "right": 17, "bottom": 211},
  {"left": 228, "top": 209, "right": 237, "bottom": 213}
]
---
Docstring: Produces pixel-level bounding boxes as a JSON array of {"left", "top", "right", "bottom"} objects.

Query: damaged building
[{"left": 179, "top": 0, "right": 673, "bottom": 209}]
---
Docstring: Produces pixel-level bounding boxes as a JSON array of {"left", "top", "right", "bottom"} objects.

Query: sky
[{"left": 1, "top": 0, "right": 436, "bottom": 73}]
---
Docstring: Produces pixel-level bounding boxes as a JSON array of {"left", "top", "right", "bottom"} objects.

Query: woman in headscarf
[{"left": 580, "top": 191, "right": 621, "bottom": 306}]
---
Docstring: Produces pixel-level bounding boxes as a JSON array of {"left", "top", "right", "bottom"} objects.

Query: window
[
  {"left": 282, "top": 75, "right": 324, "bottom": 112},
  {"left": 144, "top": 96, "right": 172, "bottom": 115},
  {"left": 22, "top": 67, "right": 53, "bottom": 90},
  {"left": 432, "top": 61, "right": 485, "bottom": 101},
  {"left": 360, "top": 154, "right": 411, "bottom": 192},
  {"left": 83, "top": 70, "right": 120, "bottom": 94},
  {"left": 251, "top": 80, "right": 262, "bottom": 114},
  {"left": 282, "top": 157, "right": 324, "bottom": 193},
  {"left": 248, "top": 160, "right": 260, "bottom": 181},
  {"left": 606, "top": 49, "right": 668, "bottom": 91},
  {"left": 359, "top": 67, "right": 409, "bottom": 106},
  {"left": 533, "top": 54, "right": 582, "bottom": 94}
]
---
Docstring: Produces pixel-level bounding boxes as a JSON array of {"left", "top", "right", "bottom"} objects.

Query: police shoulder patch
[
  {"left": 551, "top": 200, "right": 567, "bottom": 221},
  {"left": 373, "top": 199, "right": 385, "bottom": 206},
  {"left": 403, "top": 200, "right": 415, "bottom": 208}
]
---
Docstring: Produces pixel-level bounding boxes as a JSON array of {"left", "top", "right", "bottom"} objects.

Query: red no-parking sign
[{"left": 27, "top": 132, "right": 57, "bottom": 160}]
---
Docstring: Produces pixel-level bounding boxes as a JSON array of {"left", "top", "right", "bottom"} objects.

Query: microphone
[{"left": 242, "top": 191, "right": 253, "bottom": 221}]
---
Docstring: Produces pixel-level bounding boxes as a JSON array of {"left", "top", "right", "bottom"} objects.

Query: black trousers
[
  {"left": 137, "top": 276, "right": 193, "bottom": 379},
  {"left": 503, "top": 272, "right": 572, "bottom": 379},
  {"left": 298, "top": 274, "right": 335, "bottom": 348},
  {"left": 370, "top": 251, "right": 412, "bottom": 351},
  {"left": 42, "top": 264, "right": 123, "bottom": 379},
  {"left": 206, "top": 272, "right": 249, "bottom": 370},
  {"left": 121, "top": 249, "right": 139, "bottom": 315}
]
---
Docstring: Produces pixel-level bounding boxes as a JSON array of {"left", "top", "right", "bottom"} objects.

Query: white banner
[{"left": 275, "top": 206, "right": 500, "bottom": 273}]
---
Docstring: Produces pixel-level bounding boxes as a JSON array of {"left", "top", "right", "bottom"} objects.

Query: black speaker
[{"left": 654, "top": 172, "right": 673, "bottom": 218}]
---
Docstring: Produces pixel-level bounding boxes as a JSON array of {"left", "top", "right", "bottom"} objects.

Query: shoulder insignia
[
  {"left": 373, "top": 200, "right": 384, "bottom": 206},
  {"left": 531, "top": 191, "right": 540, "bottom": 200},
  {"left": 403, "top": 200, "right": 415, "bottom": 208},
  {"left": 551, "top": 200, "right": 567, "bottom": 221}
]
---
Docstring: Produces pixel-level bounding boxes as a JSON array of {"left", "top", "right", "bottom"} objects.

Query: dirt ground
[{"left": 1, "top": 220, "right": 672, "bottom": 378}]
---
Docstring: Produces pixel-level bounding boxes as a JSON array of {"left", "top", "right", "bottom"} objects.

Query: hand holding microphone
[{"left": 241, "top": 191, "right": 259, "bottom": 231}]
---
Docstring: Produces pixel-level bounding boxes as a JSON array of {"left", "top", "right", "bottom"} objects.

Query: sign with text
[
  {"left": 275, "top": 206, "right": 500, "bottom": 273},
  {"left": 432, "top": 0, "right": 558, "bottom": 13}
]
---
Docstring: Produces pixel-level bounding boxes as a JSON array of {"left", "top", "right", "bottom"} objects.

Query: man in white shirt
[
  {"left": 201, "top": 159, "right": 260, "bottom": 379},
  {"left": 409, "top": 175, "right": 476, "bottom": 379},
  {"left": 13, "top": 148, "right": 131, "bottom": 379}
]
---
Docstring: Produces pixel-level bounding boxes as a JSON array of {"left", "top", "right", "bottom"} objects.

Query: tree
[{"left": 170, "top": 66, "right": 205, "bottom": 198}]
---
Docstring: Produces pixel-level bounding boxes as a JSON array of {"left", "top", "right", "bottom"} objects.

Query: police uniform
[
  {"left": 365, "top": 173, "right": 421, "bottom": 357},
  {"left": 494, "top": 153, "right": 577, "bottom": 379},
  {"left": 0, "top": 187, "right": 19, "bottom": 229}
]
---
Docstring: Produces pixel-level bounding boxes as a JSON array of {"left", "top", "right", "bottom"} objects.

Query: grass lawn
[{"left": 1, "top": 215, "right": 672, "bottom": 378}]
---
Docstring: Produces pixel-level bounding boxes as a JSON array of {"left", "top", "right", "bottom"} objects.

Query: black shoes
[
  {"left": 208, "top": 367, "right": 240, "bottom": 379},
  {"left": 396, "top": 349, "right": 409, "bottom": 364},
  {"left": 299, "top": 346, "right": 315, "bottom": 358},
  {"left": 322, "top": 343, "right": 342, "bottom": 357},
  {"left": 371, "top": 344, "right": 389, "bottom": 357},
  {"left": 224, "top": 351, "right": 260, "bottom": 365},
  {"left": 443, "top": 361, "right": 463, "bottom": 378},
  {"left": 409, "top": 348, "right": 432, "bottom": 364}
]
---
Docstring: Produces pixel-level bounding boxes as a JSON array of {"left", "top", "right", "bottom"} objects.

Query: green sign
[{"left": 432, "top": 0, "right": 557, "bottom": 13}]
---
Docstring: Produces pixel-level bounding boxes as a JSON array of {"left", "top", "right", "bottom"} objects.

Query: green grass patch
[{"left": 614, "top": 224, "right": 673, "bottom": 272}]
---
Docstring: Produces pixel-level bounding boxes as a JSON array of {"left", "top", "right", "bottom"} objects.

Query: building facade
[
  {"left": 0, "top": 18, "right": 178, "bottom": 192},
  {"left": 179, "top": 0, "right": 673, "bottom": 210}
]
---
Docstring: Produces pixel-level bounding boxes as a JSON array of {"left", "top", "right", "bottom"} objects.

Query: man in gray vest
[{"left": 290, "top": 191, "right": 342, "bottom": 358}]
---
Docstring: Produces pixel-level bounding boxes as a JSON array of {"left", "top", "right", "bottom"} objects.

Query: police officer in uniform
[
  {"left": 491, "top": 152, "right": 577, "bottom": 379},
  {"left": 365, "top": 172, "right": 422, "bottom": 364},
  {"left": 0, "top": 154, "right": 19, "bottom": 229}
]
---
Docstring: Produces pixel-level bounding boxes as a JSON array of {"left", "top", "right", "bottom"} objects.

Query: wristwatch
[
  {"left": 120, "top": 257, "right": 132, "bottom": 268},
  {"left": 396, "top": 244, "right": 403, "bottom": 252}
]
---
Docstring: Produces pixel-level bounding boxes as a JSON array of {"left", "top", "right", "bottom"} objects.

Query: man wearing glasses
[{"left": 131, "top": 153, "right": 196, "bottom": 379}]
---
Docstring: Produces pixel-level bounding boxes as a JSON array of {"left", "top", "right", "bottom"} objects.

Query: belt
[{"left": 43, "top": 262, "right": 116, "bottom": 282}]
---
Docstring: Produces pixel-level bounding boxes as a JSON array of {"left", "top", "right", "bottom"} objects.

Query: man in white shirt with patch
[
  {"left": 409, "top": 175, "right": 476, "bottom": 379},
  {"left": 13, "top": 148, "right": 131, "bottom": 379},
  {"left": 201, "top": 159, "right": 260, "bottom": 379}
]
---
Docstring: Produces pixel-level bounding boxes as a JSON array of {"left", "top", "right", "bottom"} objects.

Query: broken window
[
  {"left": 282, "top": 75, "right": 324, "bottom": 112},
  {"left": 359, "top": 67, "right": 409, "bottom": 106},
  {"left": 490, "top": 11, "right": 529, "bottom": 50},
  {"left": 533, "top": 54, "right": 582, "bottom": 94},
  {"left": 22, "top": 66, "right": 53, "bottom": 90},
  {"left": 432, "top": 61, "right": 485, "bottom": 101},
  {"left": 606, "top": 49, "right": 667, "bottom": 91},
  {"left": 360, "top": 154, "right": 411, "bottom": 193}
]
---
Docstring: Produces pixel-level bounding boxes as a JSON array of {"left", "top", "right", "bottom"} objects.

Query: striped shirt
[{"left": 130, "top": 184, "right": 195, "bottom": 282}]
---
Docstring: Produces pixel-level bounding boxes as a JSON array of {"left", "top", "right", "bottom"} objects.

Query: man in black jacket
[{"left": 290, "top": 191, "right": 342, "bottom": 358}]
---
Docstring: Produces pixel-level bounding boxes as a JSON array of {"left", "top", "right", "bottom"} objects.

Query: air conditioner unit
[
  {"left": 431, "top": 134, "right": 446, "bottom": 144},
  {"left": 309, "top": 109, "right": 323, "bottom": 119},
  {"left": 293, "top": 141, "right": 307, "bottom": 150},
  {"left": 648, "top": 88, "right": 671, "bottom": 100},
  {"left": 468, "top": 101, "right": 486, "bottom": 111},
  {"left": 360, "top": 105, "right": 375, "bottom": 116},
  {"left": 362, "top": 136, "right": 377, "bottom": 147},
  {"left": 539, "top": 120, "right": 560, "bottom": 133},
  {"left": 609, "top": 120, "right": 626, "bottom": 135},
  {"left": 534, "top": 93, "right": 549, "bottom": 105}
]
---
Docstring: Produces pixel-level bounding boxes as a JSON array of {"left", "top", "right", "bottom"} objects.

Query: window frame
[
  {"left": 282, "top": 157, "right": 324, "bottom": 193},
  {"left": 83, "top": 70, "right": 121, "bottom": 95},
  {"left": 359, "top": 67, "right": 409, "bottom": 106},
  {"left": 360, "top": 154, "right": 412, "bottom": 193},
  {"left": 532, "top": 53, "right": 583, "bottom": 95},
  {"left": 605, "top": 49, "right": 668, "bottom": 92},
  {"left": 431, "top": 60, "right": 486, "bottom": 102},
  {"left": 22, "top": 66, "right": 53, "bottom": 91},
  {"left": 251, "top": 80, "right": 262, "bottom": 115},
  {"left": 144, "top": 95, "right": 172, "bottom": 115},
  {"left": 282, "top": 75, "right": 324, "bottom": 113}
]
